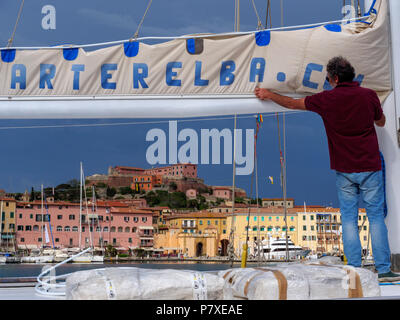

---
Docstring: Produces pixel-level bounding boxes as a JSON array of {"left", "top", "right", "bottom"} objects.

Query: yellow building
[
  {"left": 262, "top": 198, "right": 295, "bottom": 208},
  {"left": 0, "top": 198, "right": 16, "bottom": 251},
  {"left": 225, "top": 208, "right": 299, "bottom": 257},
  {"left": 295, "top": 207, "right": 371, "bottom": 256},
  {"left": 154, "top": 211, "right": 228, "bottom": 257},
  {"left": 154, "top": 205, "right": 373, "bottom": 259},
  {"left": 225, "top": 206, "right": 372, "bottom": 258}
]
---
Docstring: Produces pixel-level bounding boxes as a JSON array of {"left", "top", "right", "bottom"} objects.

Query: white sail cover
[{"left": 0, "top": 0, "right": 391, "bottom": 118}]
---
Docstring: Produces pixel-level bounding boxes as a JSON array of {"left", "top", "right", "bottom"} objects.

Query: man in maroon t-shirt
[{"left": 255, "top": 56, "right": 400, "bottom": 282}]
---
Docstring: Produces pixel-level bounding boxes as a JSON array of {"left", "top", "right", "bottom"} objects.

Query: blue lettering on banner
[
  {"left": 303, "top": 63, "right": 323, "bottom": 89},
  {"left": 166, "top": 62, "right": 182, "bottom": 86},
  {"left": 220, "top": 60, "right": 236, "bottom": 86},
  {"left": 71, "top": 64, "right": 85, "bottom": 90},
  {"left": 133, "top": 63, "right": 149, "bottom": 89},
  {"left": 101, "top": 64, "right": 117, "bottom": 89},
  {"left": 323, "top": 79, "right": 333, "bottom": 91},
  {"left": 11, "top": 64, "right": 26, "bottom": 89},
  {"left": 39, "top": 64, "right": 56, "bottom": 89},
  {"left": 249, "top": 58, "right": 265, "bottom": 83},
  {"left": 323, "top": 73, "right": 365, "bottom": 91},
  {"left": 354, "top": 74, "right": 365, "bottom": 85},
  {"left": 194, "top": 61, "right": 208, "bottom": 86}
]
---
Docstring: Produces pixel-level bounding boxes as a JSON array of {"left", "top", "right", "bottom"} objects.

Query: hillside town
[{"left": 0, "top": 163, "right": 371, "bottom": 261}]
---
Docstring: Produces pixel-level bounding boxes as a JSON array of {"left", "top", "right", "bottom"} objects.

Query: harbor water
[{"left": 0, "top": 261, "right": 254, "bottom": 279}]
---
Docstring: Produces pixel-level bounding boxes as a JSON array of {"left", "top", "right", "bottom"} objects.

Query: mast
[
  {"left": 82, "top": 166, "right": 93, "bottom": 249},
  {"left": 281, "top": 0, "right": 290, "bottom": 262},
  {"left": 379, "top": 0, "right": 400, "bottom": 271},
  {"left": 228, "top": 1, "right": 240, "bottom": 266},
  {"left": 41, "top": 184, "right": 44, "bottom": 251},
  {"left": 0, "top": 200, "right": 3, "bottom": 250},
  {"left": 79, "top": 162, "right": 82, "bottom": 250},
  {"left": 228, "top": 114, "right": 237, "bottom": 266}
]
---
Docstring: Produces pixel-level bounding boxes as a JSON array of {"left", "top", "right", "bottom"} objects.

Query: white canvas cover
[
  {"left": 65, "top": 267, "right": 224, "bottom": 300},
  {"left": 0, "top": 0, "right": 391, "bottom": 118},
  {"left": 219, "top": 263, "right": 381, "bottom": 300}
]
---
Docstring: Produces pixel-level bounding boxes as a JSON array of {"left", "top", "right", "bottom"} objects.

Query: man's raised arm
[{"left": 254, "top": 87, "right": 306, "bottom": 110}]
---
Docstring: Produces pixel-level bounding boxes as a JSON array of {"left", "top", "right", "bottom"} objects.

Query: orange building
[{"left": 131, "top": 175, "right": 163, "bottom": 192}]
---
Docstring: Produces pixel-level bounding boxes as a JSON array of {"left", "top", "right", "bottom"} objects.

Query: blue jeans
[{"left": 336, "top": 170, "right": 391, "bottom": 274}]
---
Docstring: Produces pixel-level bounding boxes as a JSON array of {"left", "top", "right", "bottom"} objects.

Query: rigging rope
[
  {"left": 266, "top": 0, "right": 272, "bottom": 29},
  {"left": 1, "top": 14, "right": 371, "bottom": 50},
  {"left": 241, "top": 114, "right": 263, "bottom": 267},
  {"left": 357, "top": 0, "right": 362, "bottom": 17},
  {"left": 250, "top": 0, "right": 264, "bottom": 29},
  {"left": 0, "top": 112, "right": 303, "bottom": 131},
  {"left": 235, "top": 0, "right": 241, "bottom": 32},
  {"left": 132, "top": 0, "right": 153, "bottom": 40},
  {"left": 7, "top": 0, "right": 25, "bottom": 48}
]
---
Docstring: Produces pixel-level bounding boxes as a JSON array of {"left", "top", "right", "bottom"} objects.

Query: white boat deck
[{"left": 0, "top": 284, "right": 399, "bottom": 300}]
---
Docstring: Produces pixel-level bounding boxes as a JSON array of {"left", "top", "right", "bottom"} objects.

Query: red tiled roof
[
  {"left": 96, "top": 200, "right": 130, "bottom": 207},
  {"left": 262, "top": 198, "right": 295, "bottom": 201},
  {"left": 110, "top": 207, "right": 154, "bottom": 214},
  {"left": 0, "top": 198, "right": 16, "bottom": 201},
  {"left": 166, "top": 211, "right": 228, "bottom": 219},
  {"left": 17, "top": 200, "right": 130, "bottom": 208},
  {"left": 115, "top": 166, "right": 145, "bottom": 171}
]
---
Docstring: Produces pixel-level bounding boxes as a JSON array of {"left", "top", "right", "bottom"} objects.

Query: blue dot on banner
[{"left": 277, "top": 72, "right": 286, "bottom": 82}]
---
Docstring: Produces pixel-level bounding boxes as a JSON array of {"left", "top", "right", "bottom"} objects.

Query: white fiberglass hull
[
  {"left": 21, "top": 255, "right": 54, "bottom": 263},
  {"left": 261, "top": 249, "right": 310, "bottom": 260}
]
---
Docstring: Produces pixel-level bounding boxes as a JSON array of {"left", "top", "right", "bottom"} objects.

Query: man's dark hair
[{"left": 326, "top": 56, "right": 355, "bottom": 83}]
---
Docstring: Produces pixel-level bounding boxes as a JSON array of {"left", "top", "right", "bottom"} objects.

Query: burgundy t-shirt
[{"left": 305, "top": 81, "right": 383, "bottom": 173}]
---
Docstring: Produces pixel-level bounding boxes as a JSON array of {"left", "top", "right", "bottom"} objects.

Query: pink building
[
  {"left": 144, "top": 164, "right": 197, "bottom": 178},
  {"left": 212, "top": 186, "right": 232, "bottom": 200},
  {"left": 15, "top": 201, "right": 154, "bottom": 251},
  {"left": 212, "top": 186, "right": 247, "bottom": 200},
  {"left": 186, "top": 189, "right": 197, "bottom": 199}
]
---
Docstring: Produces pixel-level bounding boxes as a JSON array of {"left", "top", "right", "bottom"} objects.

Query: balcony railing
[
  {"left": 182, "top": 223, "right": 196, "bottom": 228},
  {"left": 139, "top": 232, "right": 153, "bottom": 238},
  {"left": 140, "top": 242, "right": 153, "bottom": 248}
]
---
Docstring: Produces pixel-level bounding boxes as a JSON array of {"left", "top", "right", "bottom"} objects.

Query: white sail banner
[{"left": 0, "top": 0, "right": 391, "bottom": 118}]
